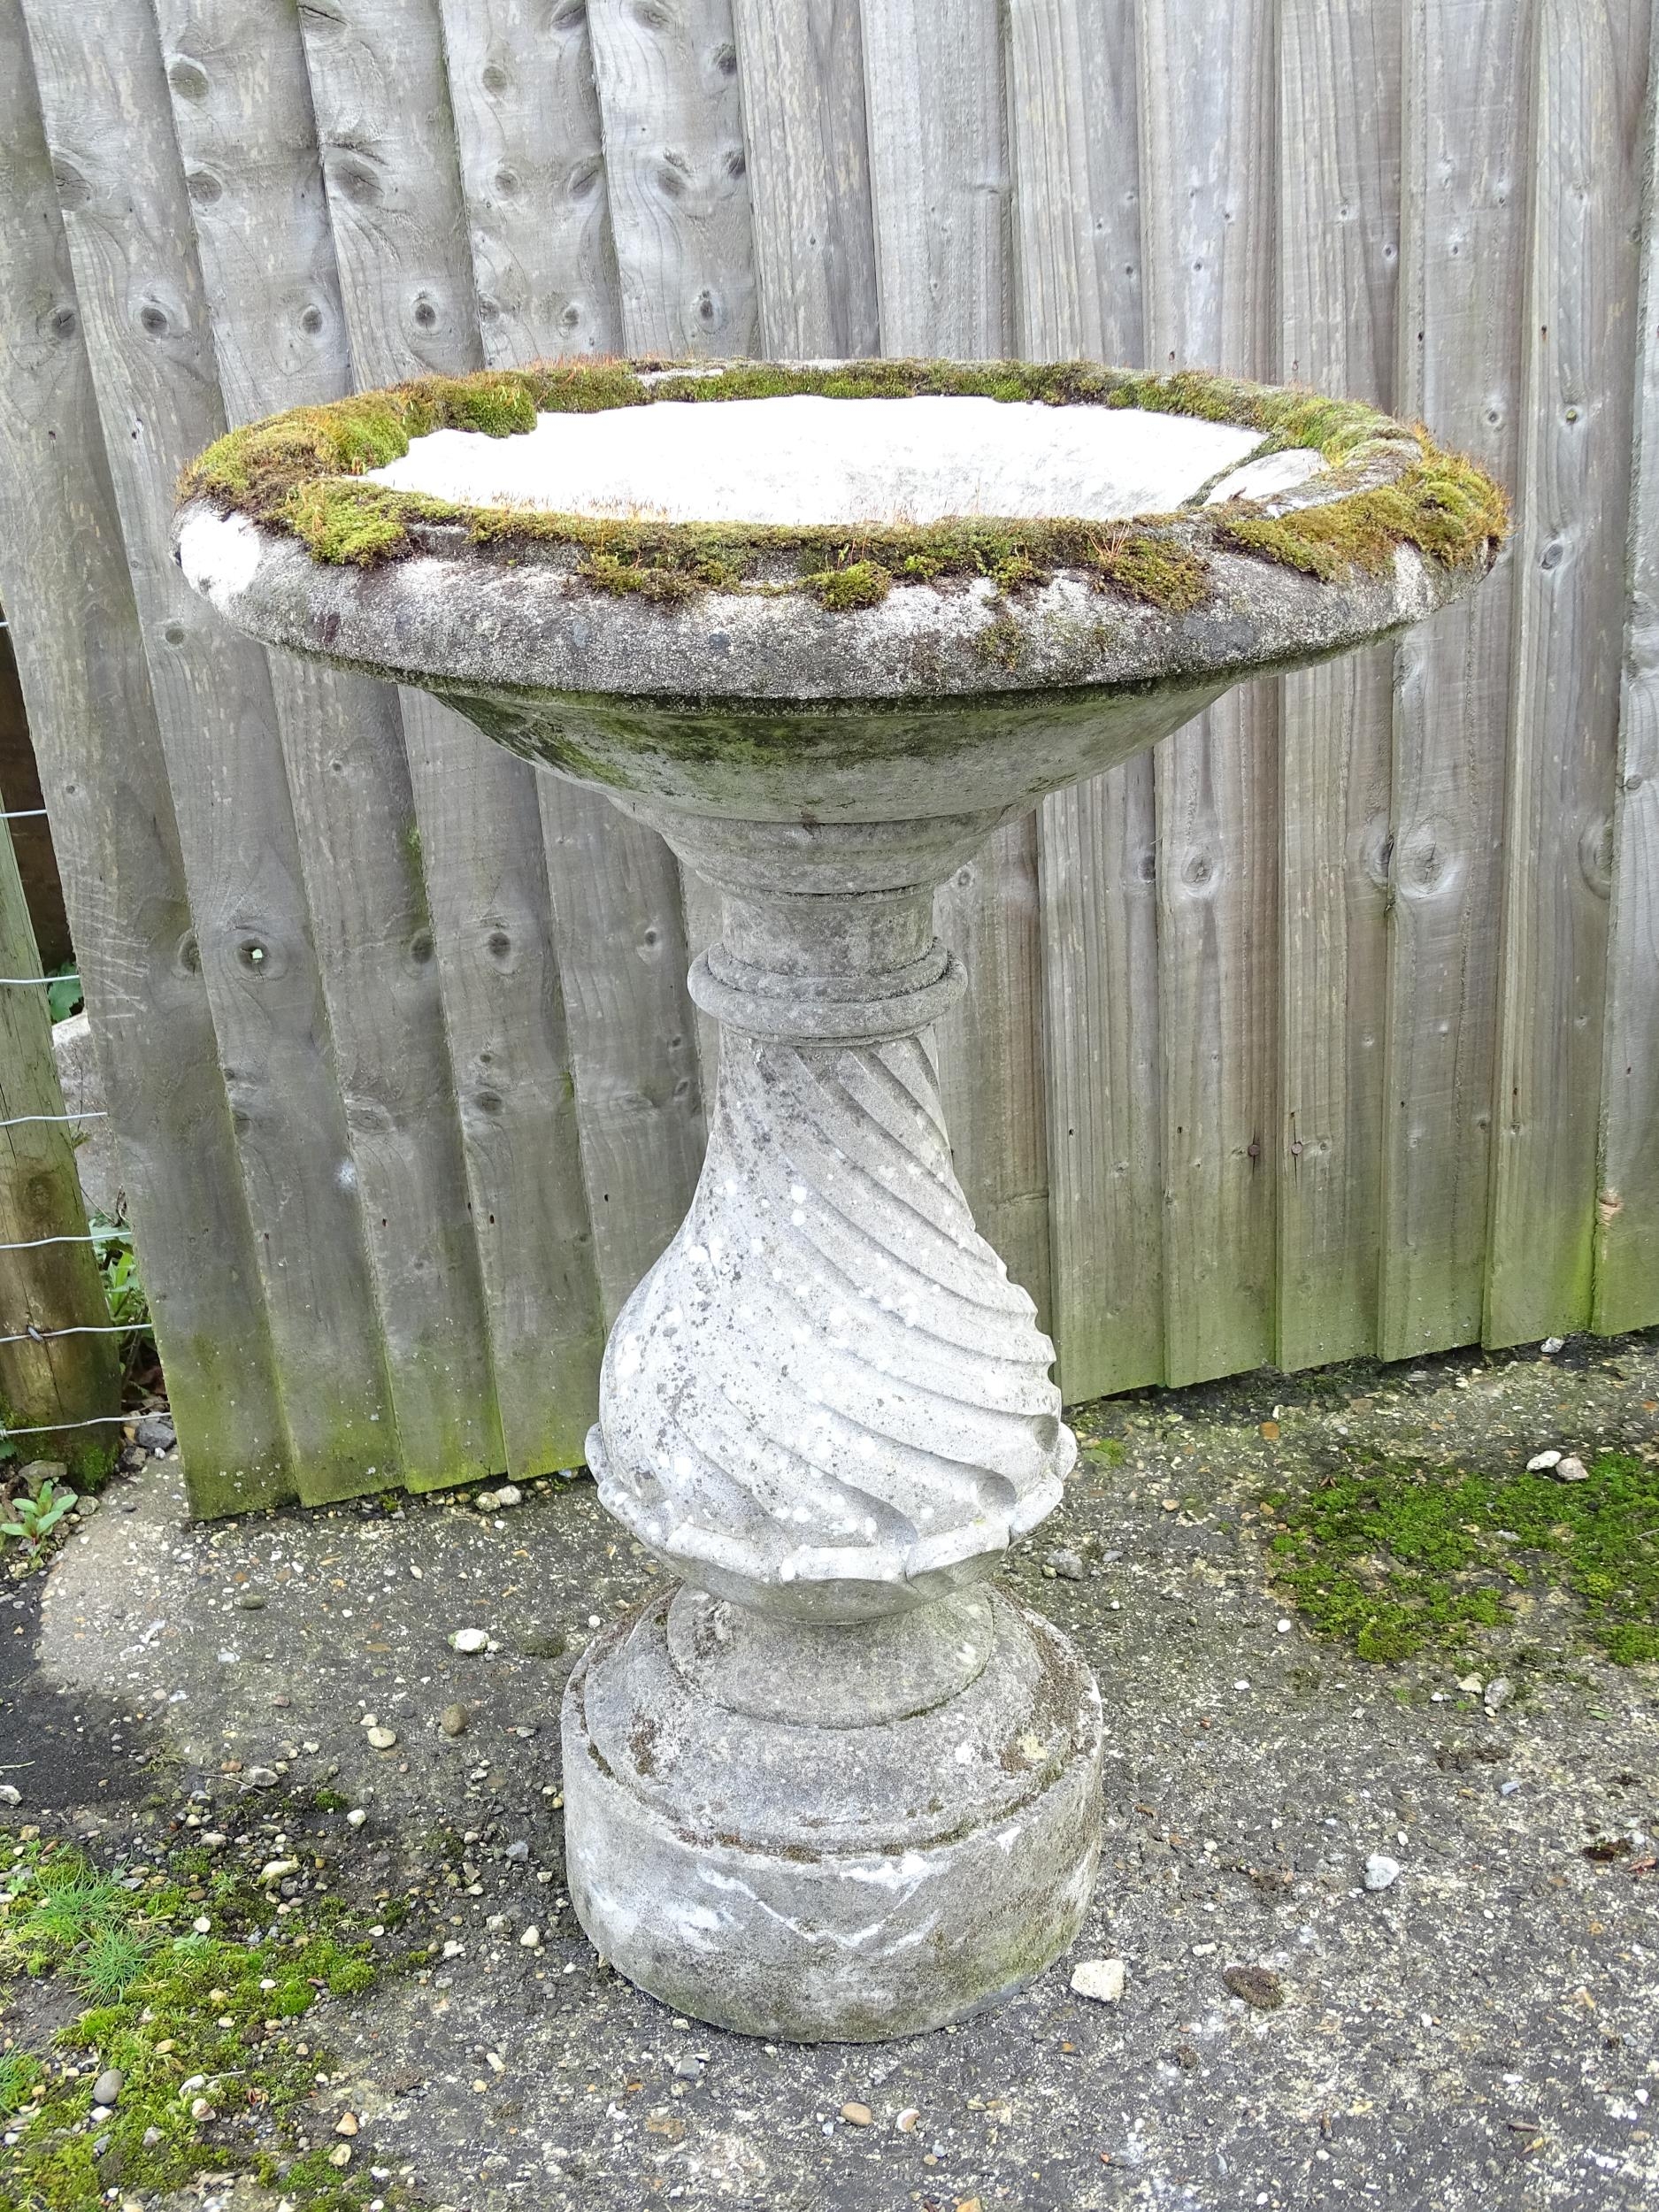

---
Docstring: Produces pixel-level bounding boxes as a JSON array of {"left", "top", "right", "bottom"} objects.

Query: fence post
[{"left": 0, "top": 813, "right": 120, "bottom": 1478}]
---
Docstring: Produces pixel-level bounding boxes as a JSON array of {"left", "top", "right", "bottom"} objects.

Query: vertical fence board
[
  {"left": 1275, "top": 0, "right": 1402, "bottom": 1370},
  {"left": 440, "top": 0, "right": 703, "bottom": 1347},
  {"left": 1009, "top": 0, "right": 1161, "bottom": 1396},
  {"left": 859, "top": 0, "right": 1051, "bottom": 1319},
  {"left": 1139, "top": 0, "right": 1281, "bottom": 1387},
  {"left": 1486, "top": 0, "right": 1652, "bottom": 1346},
  {"left": 24, "top": 0, "right": 403, "bottom": 1504},
  {"left": 438, "top": 0, "right": 623, "bottom": 362},
  {"left": 0, "top": 0, "right": 290, "bottom": 1506},
  {"left": 1596, "top": 12, "right": 1659, "bottom": 1332},
  {"left": 1379, "top": 0, "right": 1531, "bottom": 1362},
  {"left": 588, "top": 0, "right": 758, "bottom": 357},
  {"left": 299, "top": 0, "right": 662, "bottom": 1484},
  {"left": 154, "top": 0, "right": 505, "bottom": 1494},
  {"left": 730, "top": 0, "right": 879, "bottom": 357}
]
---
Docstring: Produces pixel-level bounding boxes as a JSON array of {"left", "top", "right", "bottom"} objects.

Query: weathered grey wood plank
[
  {"left": 1274, "top": 0, "right": 1402, "bottom": 1370},
  {"left": 25, "top": 0, "right": 403, "bottom": 1503},
  {"left": 146, "top": 0, "right": 509, "bottom": 1494},
  {"left": 1138, "top": 0, "right": 1281, "bottom": 1387},
  {"left": 298, "top": 0, "right": 641, "bottom": 1482},
  {"left": 1595, "top": 7, "right": 1659, "bottom": 1335},
  {"left": 1486, "top": 0, "right": 1652, "bottom": 1346},
  {"left": 0, "top": 817, "right": 122, "bottom": 1477},
  {"left": 729, "top": 0, "right": 879, "bottom": 357},
  {"left": 1007, "top": 0, "right": 1159, "bottom": 1397},
  {"left": 537, "top": 781, "right": 705, "bottom": 1325},
  {"left": 1379, "top": 0, "right": 1530, "bottom": 1363},
  {"left": 858, "top": 0, "right": 1012, "bottom": 357},
  {"left": 857, "top": 0, "right": 1049, "bottom": 1320},
  {"left": 588, "top": 0, "right": 758, "bottom": 357},
  {"left": 0, "top": 0, "right": 290, "bottom": 1509},
  {"left": 430, "top": 0, "right": 709, "bottom": 1346},
  {"left": 437, "top": 0, "right": 622, "bottom": 362},
  {"left": 1004, "top": 0, "right": 1142, "bottom": 365}
]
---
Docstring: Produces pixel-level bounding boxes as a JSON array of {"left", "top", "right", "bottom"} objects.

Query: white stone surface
[
  {"left": 1071, "top": 1957, "right": 1126, "bottom": 2003},
  {"left": 1203, "top": 447, "right": 1328, "bottom": 505},
  {"left": 367, "top": 396, "right": 1266, "bottom": 524}
]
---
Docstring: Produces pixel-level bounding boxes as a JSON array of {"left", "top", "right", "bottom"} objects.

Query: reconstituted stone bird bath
[{"left": 177, "top": 359, "right": 1503, "bottom": 2042}]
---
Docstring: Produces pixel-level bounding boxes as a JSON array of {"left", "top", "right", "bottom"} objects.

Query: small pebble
[
  {"left": 505, "top": 1838, "right": 530, "bottom": 1861},
  {"left": 92, "top": 2069, "right": 124, "bottom": 2107},
  {"left": 347, "top": 1809, "right": 367, "bottom": 1829},
  {"left": 243, "top": 1767, "right": 279, "bottom": 1788},
  {"left": 672, "top": 2057, "right": 701, "bottom": 2080},
  {"left": 475, "top": 1491, "right": 500, "bottom": 1515},
  {"left": 840, "top": 2101, "right": 873, "bottom": 2127},
  {"left": 329, "top": 2142, "right": 352, "bottom": 2168},
  {"left": 440, "top": 1704, "right": 467, "bottom": 1738},
  {"left": 261, "top": 1858, "right": 299, "bottom": 1883},
  {"left": 895, "top": 2108, "right": 921, "bottom": 2132},
  {"left": 1483, "top": 1676, "right": 1512, "bottom": 1713},
  {"left": 1526, "top": 1449, "right": 1562, "bottom": 1472},
  {"left": 1070, "top": 1957, "right": 1125, "bottom": 2004},
  {"left": 237, "top": 1592, "right": 266, "bottom": 1610},
  {"left": 1540, "top": 1336, "right": 1565, "bottom": 1355},
  {"left": 519, "top": 1925, "right": 541, "bottom": 1948},
  {"left": 1044, "top": 1548, "right": 1086, "bottom": 1580},
  {"left": 1554, "top": 1455, "right": 1590, "bottom": 1483},
  {"left": 365, "top": 1725, "right": 398, "bottom": 1750},
  {"left": 449, "top": 1628, "right": 490, "bottom": 1654},
  {"left": 1363, "top": 1854, "right": 1402, "bottom": 1891},
  {"left": 0, "top": 1786, "right": 20, "bottom": 1809},
  {"left": 142, "top": 2126, "right": 163, "bottom": 2148},
  {"left": 335, "top": 2112, "right": 359, "bottom": 2136},
  {"left": 1501, "top": 1779, "right": 1521, "bottom": 1796},
  {"left": 495, "top": 1484, "right": 523, "bottom": 1508}
]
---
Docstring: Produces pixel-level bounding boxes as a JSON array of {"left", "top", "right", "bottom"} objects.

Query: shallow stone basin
[
  {"left": 176, "top": 358, "right": 1504, "bottom": 2043},
  {"left": 175, "top": 359, "right": 1502, "bottom": 826}
]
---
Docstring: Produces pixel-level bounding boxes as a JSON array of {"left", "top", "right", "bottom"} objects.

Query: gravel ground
[{"left": 7, "top": 1331, "right": 1658, "bottom": 2210}]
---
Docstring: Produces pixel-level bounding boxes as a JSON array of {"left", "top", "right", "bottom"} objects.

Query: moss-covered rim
[{"left": 180, "top": 358, "right": 1509, "bottom": 613}]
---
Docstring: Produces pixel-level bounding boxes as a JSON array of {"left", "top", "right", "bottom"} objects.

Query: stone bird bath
[{"left": 176, "top": 360, "right": 1504, "bottom": 2041}]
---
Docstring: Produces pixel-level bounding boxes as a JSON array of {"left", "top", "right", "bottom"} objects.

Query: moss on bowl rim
[{"left": 178, "top": 357, "right": 1509, "bottom": 614}]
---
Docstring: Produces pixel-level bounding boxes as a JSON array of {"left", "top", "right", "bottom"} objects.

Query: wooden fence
[{"left": 0, "top": 0, "right": 1655, "bottom": 1516}]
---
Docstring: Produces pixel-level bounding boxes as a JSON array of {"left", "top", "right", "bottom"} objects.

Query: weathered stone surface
[
  {"left": 175, "top": 365, "right": 1498, "bottom": 2044},
  {"left": 563, "top": 1586, "right": 1103, "bottom": 2041}
]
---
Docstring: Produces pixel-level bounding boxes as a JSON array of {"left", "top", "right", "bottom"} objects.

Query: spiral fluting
[{"left": 587, "top": 1019, "right": 1073, "bottom": 1618}]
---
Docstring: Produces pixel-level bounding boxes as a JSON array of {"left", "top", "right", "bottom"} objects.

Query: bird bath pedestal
[{"left": 178, "top": 360, "right": 1502, "bottom": 2041}]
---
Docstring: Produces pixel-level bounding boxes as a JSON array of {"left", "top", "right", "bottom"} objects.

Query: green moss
[
  {"left": 180, "top": 358, "right": 1508, "bottom": 619},
  {"left": 808, "top": 559, "right": 893, "bottom": 611},
  {"left": 1216, "top": 452, "right": 1509, "bottom": 582},
  {"left": 1258, "top": 1448, "right": 1659, "bottom": 1666},
  {"left": 0, "top": 1832, "right": 411, "bottom": 2212},
  {"left": 1087, "top": 527, "right": 1210, "bottom": 611}
]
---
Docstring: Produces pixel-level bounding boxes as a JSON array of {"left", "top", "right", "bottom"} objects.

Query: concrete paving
[{"left": 9, "top": 1332, "right": 1658, "bottom": 2209}]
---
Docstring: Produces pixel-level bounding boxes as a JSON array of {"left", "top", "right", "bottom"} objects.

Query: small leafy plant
[{"left": 0, "top": 1475, "right": 77, "bottom": 1555}]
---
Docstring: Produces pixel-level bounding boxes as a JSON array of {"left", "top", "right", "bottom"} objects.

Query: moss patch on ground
[
  {"left": 178, "top": 358, "right": 1507, "bottom": 611},
  {"left": 1256, "top": 1449, "right": 1659, "bottom": 1667},
  {"left": 0, "top": 1831, "right": 411, "bottom": 2212}
]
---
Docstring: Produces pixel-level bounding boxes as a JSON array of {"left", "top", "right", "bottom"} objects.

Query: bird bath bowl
[{"left": 177, "top": 359, "right": 1504, "bottom": 2042}]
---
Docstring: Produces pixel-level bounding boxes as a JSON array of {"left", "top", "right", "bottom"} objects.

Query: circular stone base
[{"left": 560, "top": 1585, "right": 1103, "bottom": 2042}]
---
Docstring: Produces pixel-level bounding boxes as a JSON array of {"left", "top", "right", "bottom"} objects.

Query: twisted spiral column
[
  {"left": 564, "top": 808, "right": 1102, "bottom": 2041},
  {"left": 585, "top": 814, "right": 1075, "bottom": 1621}
]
